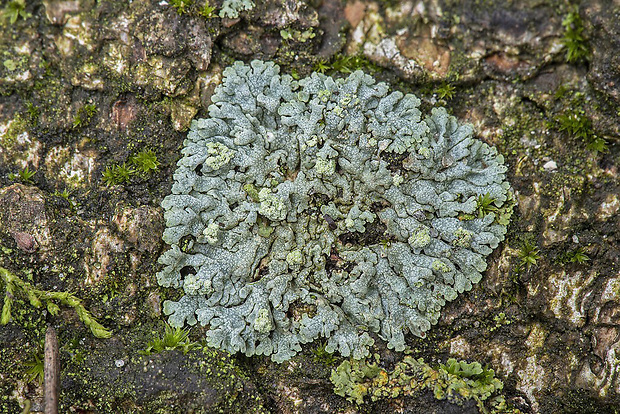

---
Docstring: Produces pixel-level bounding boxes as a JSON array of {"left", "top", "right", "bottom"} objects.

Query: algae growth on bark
[{"left": 156, "top": 60, "right": 512, "bottom": 362}]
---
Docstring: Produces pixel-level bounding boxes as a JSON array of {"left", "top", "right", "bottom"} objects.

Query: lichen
[
  {"left": 453, "top": 227, "right": 473, "bottom": 248},
  {"left": 157, "top": 60, "right": 512, "bottom": 362},
  {"left": 253, "top": 308, "right": 273, "bottom": 334},
  {"left": 330, "top": 354, "right": 520, "bottom": 413},
  {"left": 219, "top": 0, "right": 254, "bottom": 19},
  {"left": 257, "top": 188, "right": 287, "bottom": 221},
  {"left": 202, "top": 222, "right": 219, "bottom": 245}
]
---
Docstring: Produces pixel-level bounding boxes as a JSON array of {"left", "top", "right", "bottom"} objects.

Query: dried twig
[{"left": 44, "top": 326, "right": 59, "bottom": 414}]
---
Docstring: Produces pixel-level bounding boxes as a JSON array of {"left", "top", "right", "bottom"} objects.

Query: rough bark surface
[{"left": 0, "top": 0, "right": 619, "bottom": 413}]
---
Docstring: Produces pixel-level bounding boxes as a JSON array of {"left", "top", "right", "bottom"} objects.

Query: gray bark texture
[{"left": 0, "top": 0, "right": 619, "bottom": 413}]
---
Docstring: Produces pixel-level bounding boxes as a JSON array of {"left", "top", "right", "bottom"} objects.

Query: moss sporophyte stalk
[{"left": 157, "top": 61, "right": 512, "bottom": 362}]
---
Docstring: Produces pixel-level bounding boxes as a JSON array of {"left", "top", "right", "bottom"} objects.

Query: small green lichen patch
[
  {"left": 253, "top": 308, "right": 273, "bottom": 334},
  {"left": 2, "top": 59, "right": 17, "bottom": 71},
  {"left": 204, "top": 142, "right": 234, "bottom": 171},
  {"left": 280, "top": 28, "right": 316, "bottom": 43},
  {"left": 331, "top": 357, "right": 381, "bottom": 404},
  {"left": 331, "top": 354, "right": 520, "bottom": 413},
  {"left": 408, "top": 226, "right": 431, "bottom": 249}
]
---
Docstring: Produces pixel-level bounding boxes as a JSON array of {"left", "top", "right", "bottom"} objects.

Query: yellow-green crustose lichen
[{"left": 157, "top": 61, "right": 511, "bottom": 362}]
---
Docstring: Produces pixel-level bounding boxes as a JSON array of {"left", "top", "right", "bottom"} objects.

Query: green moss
[
  {"left": 312, "top": 341, "right": 340, "bottom": 366},
  {"left": 25, "top": 101, "right": 39, "bottom": 124},
  {"left": 0, "top": 328, "right": 45, "bottom": 412},
  {"left": 52, "top": 188, "right": 75, "bottom": 209},
  {"left": 0, "top": 267, "right": 112, "bottom": 338},
  {"left": 72, "top": 103, "right": 98, "bottom": 129},
  {"left": 102, "top": 148, "right": 162, "bottom": 185},
  {"left": 313, "top": 54, "right": 381, "bottom": 75},
  {"left": 23, "top": 345, "right": 44, "bottom": 385},
  {"left": 198, "top": 1, "right": 216, "bottom": 19},
  {"left": 130, "top": 149, "right": 160, "bottom": 174},
  {"left": 435, "top": 83, "right": 456, "bottom": 100},
  {"left": 555, "top": 109, "right": 608, "bottom": 154},
  {"left": 460, "top": 191, "right": 515, "bottom": 226},
  {"left": 561, "top": 8, "right": 589, "bottom": 64},
  {"left": 489, "top": 312, "right": 511, "bottom": 332},
  {"left": 140, "top": 323, "right": 201, "bottom": 355},
  {"left": 0, "top": 0, "right": 31, "bottom": 25},
  {"left": 517, "top": 240, "right": 541, "bottom": 270},
  {"left": 557, "top": 247, "right": 590, "bottom": 265},
  {"left": 102, "top": 163, "right": 135, "bottom": 186},
  {"left": 169, "top": 0, "right": 194, "bottom": 14},
  {"left": 313, "top": 60, "right": 330, "bottom": 74},
  {"left": 8, "top": 166, "right": 35, "bottom": 184},
  {"left": 476, "top": 193, "right": 499, "bottom": 217}
]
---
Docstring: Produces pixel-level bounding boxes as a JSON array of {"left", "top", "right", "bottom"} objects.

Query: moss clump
[
  {"left": 102, "top": 162, "right": 135, "bottom": 186},
  {"left": 313, "top": 54, "right": 381, "bottom": 75},
  {"left": 0, "top": 0, "right": 31, "bottom": 25},
  {"left": 72, "top": 103, "right": 98, "bottom": 129},
  {"left": 434, "top": 83, "right": 456, "bottom": 100},
  {"left": 516, "top": 240, "right": 541, "bottom": 271},
  {"left": 561, "top": 8, "right": 589, "bottom": 64},
  {"left": 140, "top": 323, "right": 201, "bottom": 355},
  {"left": 8, "top": 166, "right": 35, "bottom": 184},
  {"left": 555, "top": 109, "right": 608, "bottom": 154},
  {"left": 23, "top": 345, "right": 44, "bottom": 385},
  {"left": 0, "top": 267, "right": 111, "bottom": 338},
  {"left": 102, "top": 149, "right": 160, "bottom": 185},
  {"left": 130, "top": 149, "right": 161, "bottom": 174},
  {"left": 557, "top": 247, "right": 590, "bottom": 265}
]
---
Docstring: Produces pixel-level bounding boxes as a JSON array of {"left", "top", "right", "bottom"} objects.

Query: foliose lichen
[
  {"left": 330, "top": 354, "right": 519, "bottom": 413},
  {"left": 157, "top": 60, "right": 512, "bottom": 362},
  {"left": 219, "top": 0, "right": 254, "bottom": 19}
]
